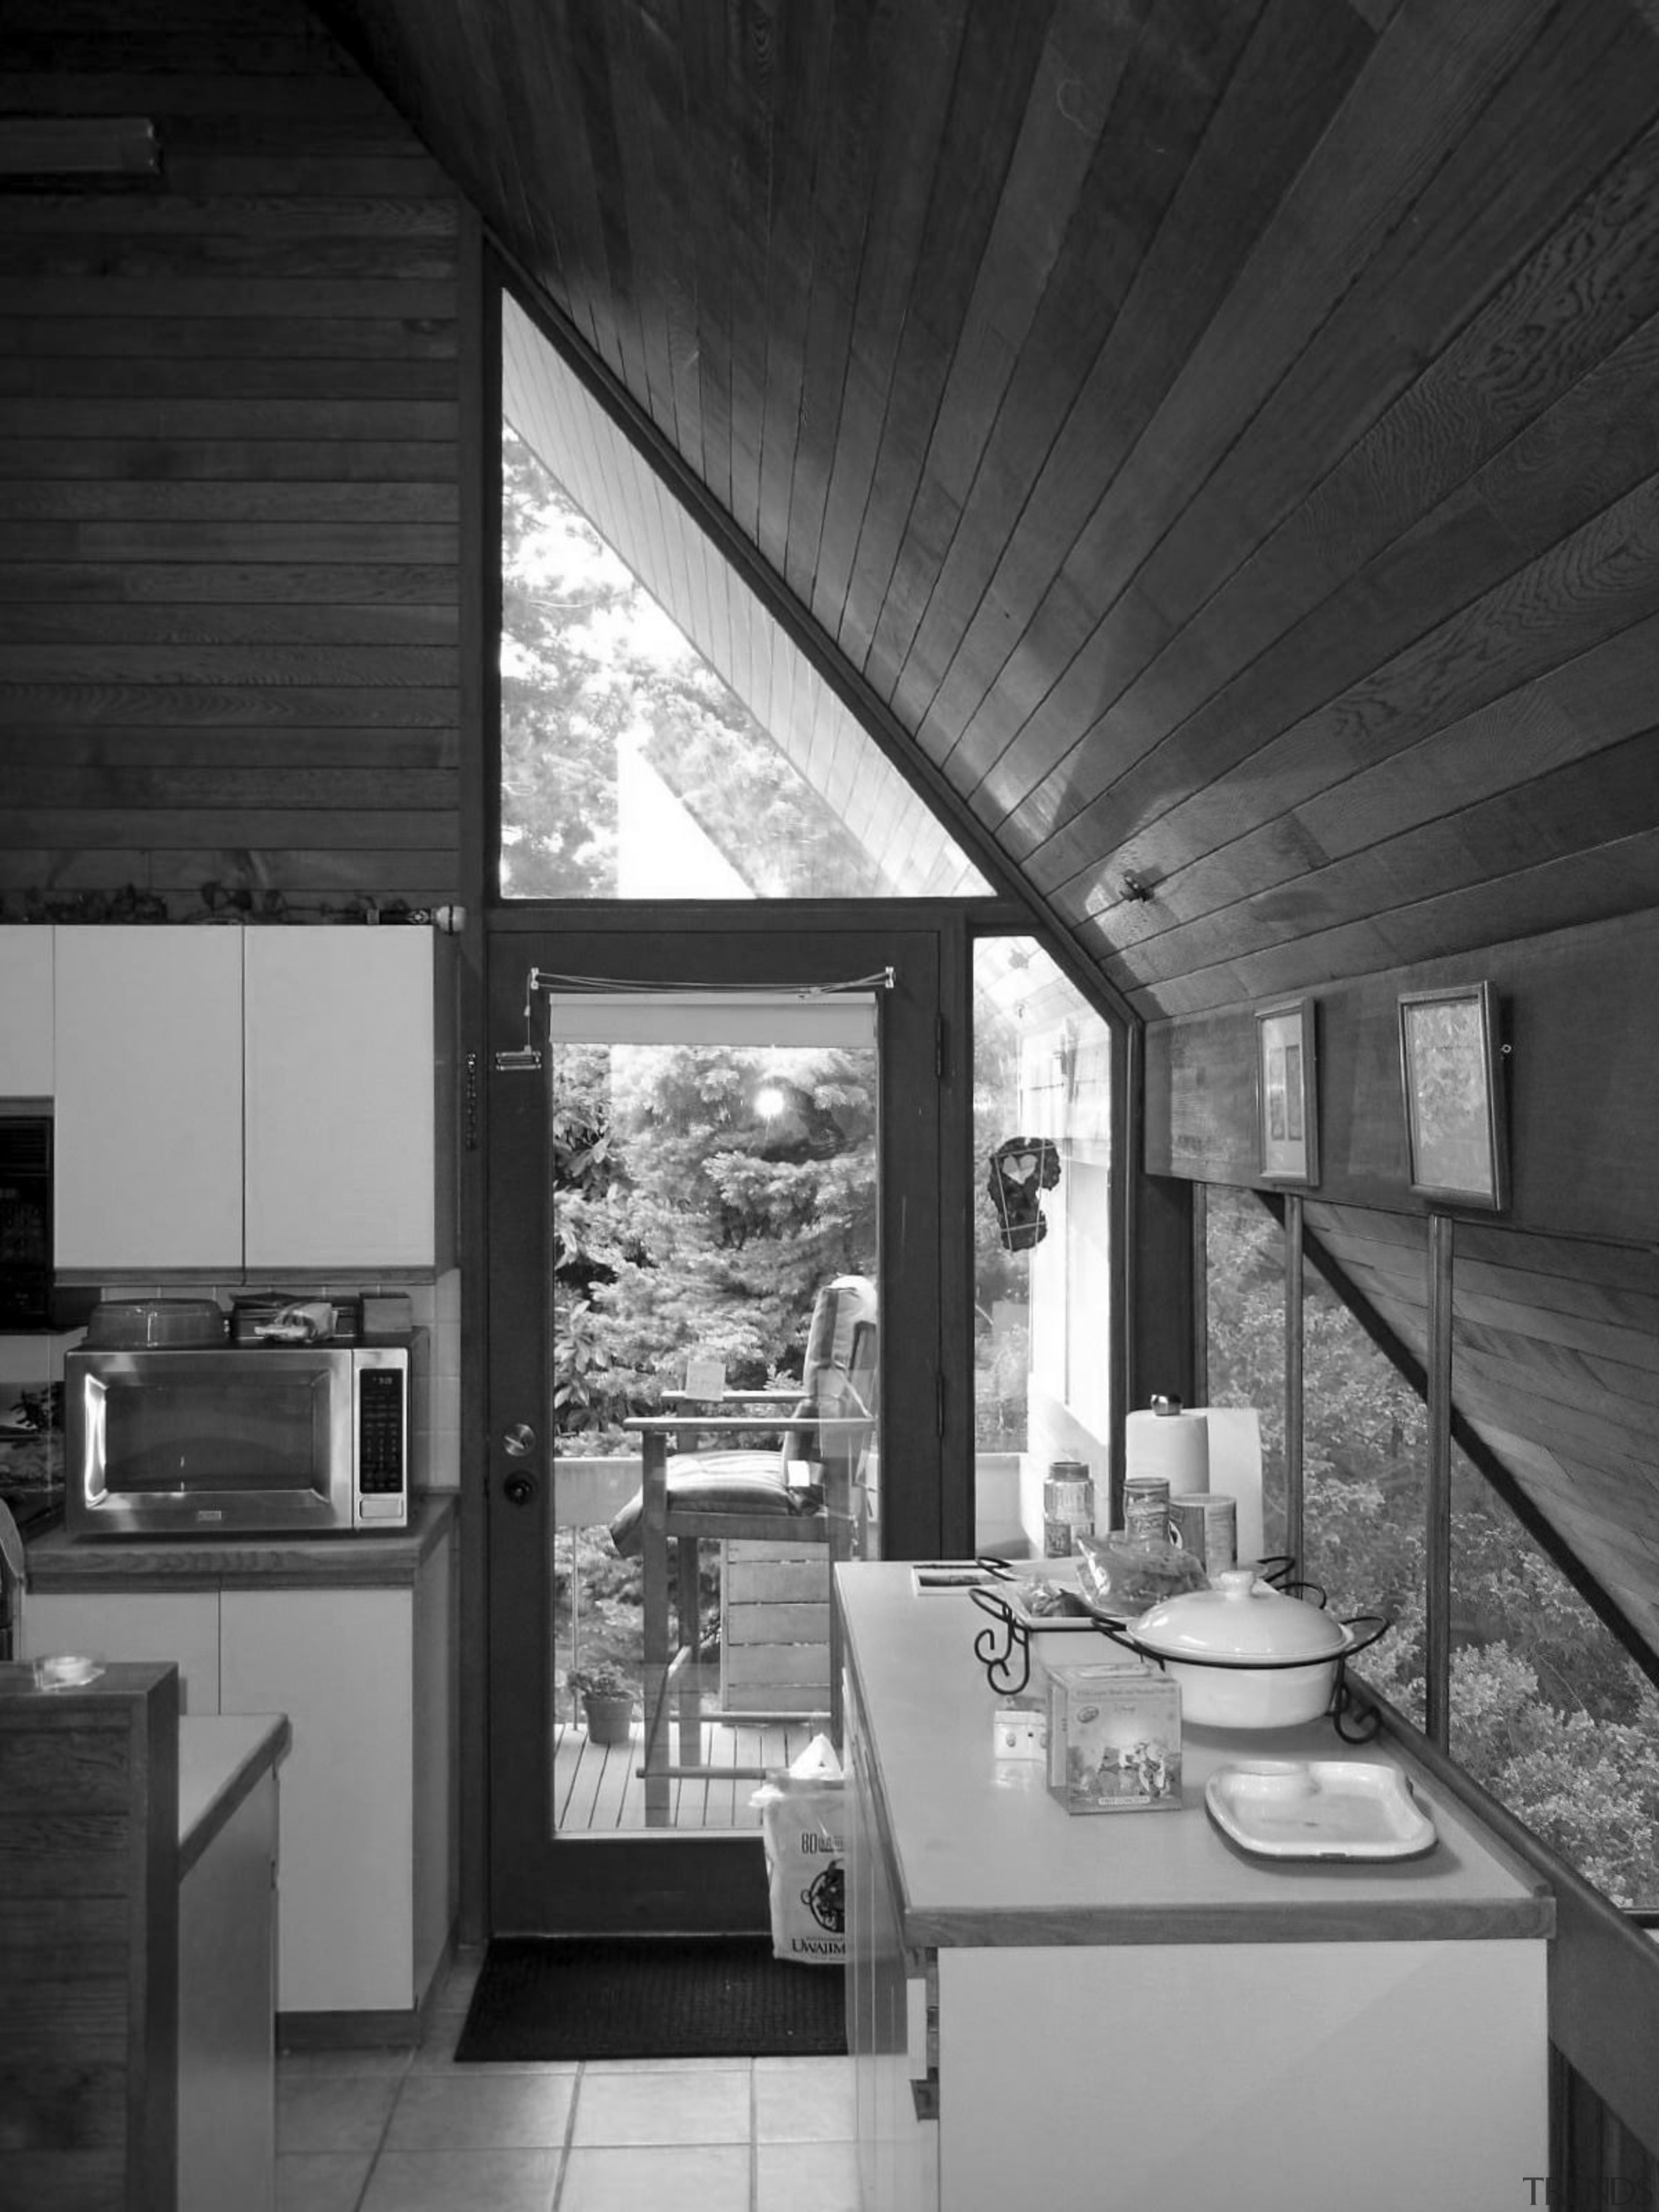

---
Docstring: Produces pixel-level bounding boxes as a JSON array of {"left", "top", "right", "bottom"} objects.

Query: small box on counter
[
  {"left": 362, "top": 1293, "right": 413, "bottom": 1339},
  {"left": 990, "top": 1695, "right": 1047, "bottom": 1762},
  {"left": 1045, "top": 1659, "right": 1182, "bottom": 1814}
]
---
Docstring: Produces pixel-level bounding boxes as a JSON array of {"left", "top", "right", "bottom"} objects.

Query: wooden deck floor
[{"left": 552, "top": 1716, "right": 819, "bottom": 1834}]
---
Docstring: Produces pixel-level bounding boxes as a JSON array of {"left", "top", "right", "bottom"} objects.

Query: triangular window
[{"left": 500, "top": 297, "right": 989, "bottom": 901}]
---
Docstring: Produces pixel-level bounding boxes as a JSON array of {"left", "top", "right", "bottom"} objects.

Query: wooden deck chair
[{"left": 613, "top": 1274, "right": 877, "bottom": 1827}]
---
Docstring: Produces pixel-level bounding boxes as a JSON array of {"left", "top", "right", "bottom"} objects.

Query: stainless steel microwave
[{"left": 65, "top": 1344, "right": 409, "bottom": 1537}]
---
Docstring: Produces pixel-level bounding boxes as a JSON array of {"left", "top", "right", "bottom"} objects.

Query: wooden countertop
[
  {"left": 26, "top": 1489, "right": 457, "bottom": 1592},
  {"left": 837, "top": 1561, "right": 1555, "bottom": 1950},
  {"left": 178, "top": 1712, "right": 289, "bottom": 1877}
]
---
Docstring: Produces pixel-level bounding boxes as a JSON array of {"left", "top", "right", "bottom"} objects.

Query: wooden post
[
  {"left": 1284, "top": 1192, "right": 1305, "bottom": 1578},
  {"left": 1190, "top": 1182, "right": 1209, "bottom": 1408},
  {"left": 1426, "top": 1213, "right": 1455, "bottom": 1751}
]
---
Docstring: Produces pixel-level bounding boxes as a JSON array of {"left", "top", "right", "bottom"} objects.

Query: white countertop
[{"left": 837, "top": 1561, "right": 1554, "bottom": 1948}]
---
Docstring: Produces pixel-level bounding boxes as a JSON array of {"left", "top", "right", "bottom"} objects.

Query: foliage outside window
[
  {"left": 501, "top": 429, "right": 887, "bottom": 899},
  {"left": 1447, "top": 1484, "right": 1659, "bottom": 1910},
  {"left": 1203, "top": 1184, "right": 1287, "bottom": 1557},
  {"left": 548, "top": 1034, "right": 878, "bottom": 1730},
  {"left": 551, "top": 1039, "right": 877, "bottom": 1445},
  {"left": 500, "top": 425, "right": 985, "bottom": 899},
  {"left": 1204, "top": 1182, "right": 1659, "bottom": 1911}
]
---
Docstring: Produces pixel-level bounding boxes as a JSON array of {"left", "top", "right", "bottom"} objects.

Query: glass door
[{"left": 485, "top": 923, "right": 944, "bottom": 1934}]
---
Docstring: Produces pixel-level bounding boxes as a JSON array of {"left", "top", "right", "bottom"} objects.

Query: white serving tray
[{"left": 1204, "top": 1760, "right": 1437, "bottom": 1861}]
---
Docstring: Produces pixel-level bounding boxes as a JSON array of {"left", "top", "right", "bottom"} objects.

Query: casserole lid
[
  {"left": 82, "top": 1298, "right": 227, "bottom": 1349},
  {"left": 1131, "top": 1568, "right": 1349, "bottom": 1664}
]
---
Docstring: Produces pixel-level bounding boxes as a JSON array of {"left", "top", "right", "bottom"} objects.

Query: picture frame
[
  {"left": 1397, "top": 981, "right": 1507, "bottom": 1211},
  {"left": 1255, "top": 997, "right": 1318, "bottom": 1185}
]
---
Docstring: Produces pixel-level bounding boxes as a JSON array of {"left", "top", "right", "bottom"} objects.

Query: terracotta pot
[{"left": 582, "top": 1692, "right": 634, "bottom": 1745}]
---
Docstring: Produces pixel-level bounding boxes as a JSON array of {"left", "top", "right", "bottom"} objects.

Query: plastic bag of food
[
  {"left": 750, "top": 1733, "right": 846, "bottom": 1966},
  {"left": 1074, "top": 1530, "right": 1209, "bottom": 1617}
]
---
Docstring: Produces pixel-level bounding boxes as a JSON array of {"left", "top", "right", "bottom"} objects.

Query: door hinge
[
  {"left": 936, "top": 1370, "right": 946, "bottom": 1441},
  {"left": 934, "top": 1013, "right": 945, "bottom": 1079}
]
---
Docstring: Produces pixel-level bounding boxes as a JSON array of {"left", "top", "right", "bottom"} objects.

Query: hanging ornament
[{"left": 987, "top": 1136, "right": 1062, "bottom": 1252}]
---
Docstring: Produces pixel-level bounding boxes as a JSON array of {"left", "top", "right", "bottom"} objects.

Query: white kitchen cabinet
[
  {"left": 218, "top": 1533, "right": 453, "bottom": 2018},
  {"left": 23, "top": 1587, "right": 222, "bottom": 1712},
  {"left": 242, "top": 928, "right": 437, "bottom": 1271},
  {"left": 0, "top": 929, "right": 54, "bottom": 1097},
  {"left": 50, "top": 924, "right": 449, "bottom": 1277},
  {"left": 53, "top": 926, "right": 244, "bottom": 1272}
]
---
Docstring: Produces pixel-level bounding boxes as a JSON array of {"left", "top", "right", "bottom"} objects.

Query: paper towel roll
[{"left": 1124, "top": 1404, "right": 1210, "bottom": 1496}]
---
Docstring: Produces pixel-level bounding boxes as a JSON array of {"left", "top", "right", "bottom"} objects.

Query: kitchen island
[
  {"left": 0, "top": 1662, "right": 287, "bottom": 2211},
  {"left": 838, "top": 1562, "right": 1552, "bottom": 2212}
]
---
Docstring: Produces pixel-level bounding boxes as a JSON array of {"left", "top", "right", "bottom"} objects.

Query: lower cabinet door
[{"left": 220, "top": 1585, "right": 415, "bottom": 2014}]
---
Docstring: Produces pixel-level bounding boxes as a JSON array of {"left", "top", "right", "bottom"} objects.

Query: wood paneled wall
[
  {"left": 0, "top": 0, "right": 464, "bottom": 916},
  {"left": 1146, "top": 905, "right": 1659, "bottom": 1666}
]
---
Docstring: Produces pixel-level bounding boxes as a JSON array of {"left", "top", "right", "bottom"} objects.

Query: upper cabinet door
[
  {"left": 54, "top": 926, "right": 244, "bottom": 1272},
  {"left": 243, "top": 930, "right": 436, "bottom": 1272},
  {"left": 0, "top": 930, "right": 54, "bottom": 1098}
]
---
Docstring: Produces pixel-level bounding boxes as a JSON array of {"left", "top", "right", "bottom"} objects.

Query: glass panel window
[
  {"left": 548, "top": 997, "right": 879, "bottom": 1837},
  {"left": 971, "top": 938, "right": 1116, "bottom": 1554},
  {"left": 1450, "top": 1475, "right": 1659, "bottom": 1910},
  {"left": 500, "top": 297, "right": 991, "bottom": 900},
  {"left": 1300, "top": 1252, "right": 1429, "bottom": 1732},
  {"left": 1202, "top": 1185, "right": 1288, "bottom": 1558},
  {"left": 1201, "top": 1179, "right": 1659, "bottom": 1909}
]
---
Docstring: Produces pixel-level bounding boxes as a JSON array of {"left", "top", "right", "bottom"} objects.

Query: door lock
[{"left": 502, "top": 1422, "right": 537, "bottom": 1457}]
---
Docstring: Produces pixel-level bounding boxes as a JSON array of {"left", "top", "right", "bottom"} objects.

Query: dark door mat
[{"left": 453, "top": 1935, "right": 846, "bottom": 2063}]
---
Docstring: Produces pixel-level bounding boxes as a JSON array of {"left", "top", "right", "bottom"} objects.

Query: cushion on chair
[{"left": 608, "top": 1454, "right": 824, "bottom": 1557}]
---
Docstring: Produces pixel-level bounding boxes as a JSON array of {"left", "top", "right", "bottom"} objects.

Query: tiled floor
[{"left": 276, "top": 1948, "right": 860, "bottom": 2212}]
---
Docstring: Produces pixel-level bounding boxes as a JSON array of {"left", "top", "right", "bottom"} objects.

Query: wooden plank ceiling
[
  {"left": 308, "top": 0, "right": 1659, "bottom": 1682},
  {"left": 318, "top": 0, "right": 1659, "bottom": 1021}
]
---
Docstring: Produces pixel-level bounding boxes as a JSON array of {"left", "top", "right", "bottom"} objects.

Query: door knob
[
  {"left": 502, "top": 1422, "right": 537, "bottom": 1457},
  {"left": 503, "top": 1471, "right": 537, "bottom": 1506}
]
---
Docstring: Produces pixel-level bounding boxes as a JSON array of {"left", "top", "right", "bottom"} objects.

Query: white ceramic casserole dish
[{"left": 1113, "top": 1568, "right": 1387, "bottom": 1729}]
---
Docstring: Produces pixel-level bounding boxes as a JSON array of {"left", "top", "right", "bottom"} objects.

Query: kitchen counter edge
[
  {"left": 25, "top": 1490, "right": 459, "bottom": 1591},
  {"left": 178, "top": 1711, "right": 290, "bottom": 1878}
]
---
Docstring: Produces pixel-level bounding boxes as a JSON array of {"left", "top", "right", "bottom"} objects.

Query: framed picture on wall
[
  {"left": 1255, "top": 997, "right": 1318, "bottom": 1185},
  {"left": 1398, "top": 981, "right": 1507, "bottom": 1210}
]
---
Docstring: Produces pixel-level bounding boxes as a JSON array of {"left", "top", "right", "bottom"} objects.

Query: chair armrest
[
  {"left": 624, "top": 1414, "right": 867, "bottom": 1436},
  {"left": 661, "top": 1388, "right": 800, "bottom": 1408}
]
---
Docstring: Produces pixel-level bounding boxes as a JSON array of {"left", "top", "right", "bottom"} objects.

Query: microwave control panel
[{"left": 357, "top": 1364, "right": 407, "bottom": 1519}]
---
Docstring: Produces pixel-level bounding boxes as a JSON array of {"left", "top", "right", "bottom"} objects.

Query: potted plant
[{"left": 567, "top": 1662, "right": 636, "bottom": 1745}]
